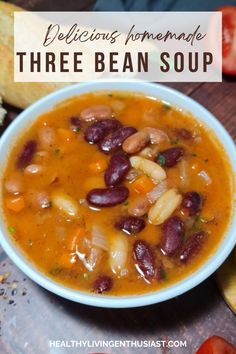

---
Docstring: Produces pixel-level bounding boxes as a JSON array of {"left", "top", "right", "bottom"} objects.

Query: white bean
[
  {"left": 51, "top": 190, "right": 79, "bottom": 218},
  {"left": 130, "top": 156, "right": 166, "bottom": 182},
  {"left": 38, "top": 126, "right": 55, "bottom": 149},
  {"left": 148, "top": 188, "right": 182, "bottom": 225}
]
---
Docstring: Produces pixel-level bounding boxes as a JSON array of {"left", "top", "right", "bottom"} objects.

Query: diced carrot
[
  {"left": 67, "top": 227, "right": 86, "bottom": 252},
  {"left": 59, "top": 253, "right": 75, "bottom": 268},
  {"left": 6, "top": 196, "right": 25, "bottom": 212},
  {"left": 130, "top": 175, "right": 155, "bottom": 195},
  {"left": 88, "top": 159, "right": 107, "bottom": 173}
]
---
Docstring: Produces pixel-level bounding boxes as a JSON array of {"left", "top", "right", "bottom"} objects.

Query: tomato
[
  {"left": 217, "top": 6, "right": 236, "bottom": 75},
  {"left": 196, "top": 336, "right": 236, "bottom": 354}
]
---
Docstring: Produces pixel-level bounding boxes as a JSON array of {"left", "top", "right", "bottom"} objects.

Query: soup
[{"left": 2, "top": 92, "right": 233, "bottom": 296}]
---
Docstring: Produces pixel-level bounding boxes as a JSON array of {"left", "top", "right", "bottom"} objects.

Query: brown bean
[
  {"left": 142, "top": 127, "right": 169, "bottom": 144},
  {"left": 122, "top": 131, "right": 149, "bottom": 154},
  {"left": 115, "top": 216, "right": 146, "bottom": 235},
  {"left": 80, "top": 105, "right": 113, "bottom": 121},
  {"left": 93, "top": 276, "right": 113, "bottom": 293},
  {"left": 160, "top": 216, "right": 184, "bottom": 256},
  {"left": 99, "top": 127, "right": 137, "bottom": 154},
  {"left": 181, "top": 192, "right": 202, "bottom": 216},
  {"left": 104, "top": 152, "right": 130, "bottom": 186},
  {"left": 16, "top": 140, "right": 37, "bottom": 169},
  {"left": 179, "top": 231, "right": 206, "bottom": 263},
  {"left": 175, "top": 128, "right": 192, "bottom": 140},
  {"left": 85, "top": 119, "right": 121, "bottom": 144},
  {"left": 133, "top": 240, "right": 157, "bottom": 281},
  {"left": 157, "top": 147, "right": 184, "bottom": 167},
  {"left": 86, "top": 186, "right": 129, "bottom": 207}
]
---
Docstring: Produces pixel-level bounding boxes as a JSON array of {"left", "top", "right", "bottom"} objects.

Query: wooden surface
[
  {"left": 0, "top": 1, "right": 236, "bottom": 353},
  {"left": 0, "top": 81, "right": 235, "bottom": 354}
]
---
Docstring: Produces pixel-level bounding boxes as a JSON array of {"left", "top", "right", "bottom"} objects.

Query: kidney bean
[
  {"left": 115, "top": 216, "right": 146, "bottom": 235},
  {"left": 93, "top": 276, "right": 113, "bottom": 293},
  {"left": 99, "top": 127, "right": 137, "bottom": 154},
  {"left": 160, "top": 216, "right": 184, "bottom": 256},
  {"left": 16, "top": 140, "right": 37, "bottom": 169},
  {"left": 104, "top": 152, "right": 130, "bottom": 186},
  {"left": 181, "top": 192, "right": 202, "bottom": 216},
  {"left": 85, "top": 119, "right": 121, "bottom": 144},
  {"left": 86, "top": 186, "right": 129, "bottom": 207},
  {"left": 179, "top": 230, "right": 206, "bottom": 263},
  {"left": 157, "top": 147, "right": 184, "bottom": 167},
  {"left": 133, "top": 240, "right": 157, "bottom": 281}
]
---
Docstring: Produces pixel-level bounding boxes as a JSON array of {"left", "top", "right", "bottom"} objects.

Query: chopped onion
[
  {"left": 178, "top": 159, "right": 189, "bottom": 187},
  {"left": 125, "top": 168, "right": 140, "bottom": 182},
  {"left": 147, "top": 180, "right": 167, "bottom": 204},
  {"left": 109, "top": 235, "right": 128, "bottom": 276},
  {"left": 91, "top": 225, "right": 109, "bottom": 251},
  {"left": 5, "top": 178, "right": 23, "bottom": 195},
  {"left": 198, "top": 170, "right": 212, "bottom": 185}
]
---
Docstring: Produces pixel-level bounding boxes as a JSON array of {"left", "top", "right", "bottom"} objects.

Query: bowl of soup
[{"left": 0, "top": 82, "right": 235, "bottom": 308}]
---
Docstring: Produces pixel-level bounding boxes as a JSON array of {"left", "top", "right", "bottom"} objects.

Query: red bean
[
  {"left": 86, "top": 186, "right": 129, "bottom": 207},
  {"left": 157, "top": 147, "right": 184, "bottom": 167},
  {"left": 16, "top": 140, "right": 37, "bottom": 169},
  {"left": 115, "top": 216, "right": 146, "bottom": 235},
  {"left": 104, "top": 152, "right": 130, "bottom": 186},
  {"left": 160, "top": 216, "right": 184, "bottom": 256},
  {"left": 179, "top": 231, "right": 206, "bottom": 263},
  {"left": 181, "top": 192, "right": 202, "bottom": 216},
  {"left": 99, "top": 127, "right": 137, "bottom": 154},
  {"left": 93, "top": 276, "right": 113, "bottom": 293},
  {"left": 84, "top": 119, "right": 121, "bottom": 144},
  {"left": 133, "top": 240, "right": 157, "bottom": 281}
]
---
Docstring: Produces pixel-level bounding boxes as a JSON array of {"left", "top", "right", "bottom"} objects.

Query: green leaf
[
  {"left": 157, "top": 154, "right": 166, "bottom": 166},
  {"left": 8, "top": 226, "right": 16, "bottom": 234}
]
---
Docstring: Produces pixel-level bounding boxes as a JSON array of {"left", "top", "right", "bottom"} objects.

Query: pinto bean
[
  {"left": 141, "top": 127, "right": 169, "bottom": 144},
  {"left": 157, "top": 147, "right": 184, "bottom": 167},
  {"left": 80, "top": 105, "right": 113, "bottom": 121},
  {"left": 181, "top": 192, "right": 202, "bottom": 216},
  {"left": 16, "top": 140, "right": 37, "bottom": 169},
  {"left": 128, "top": 195, "right": 150, "bottom": 217},
  {"left": 85, "top": 119, "right": 121, "bottom": 144},
  {"left": 115, "top": 216, "right": 146, "bottom": 235},
  {"left": 122, "top": 131, "right": 149, "bottom": 154},
  {"left": 133, "top": 240, "right": 157, "bottom": 281},
  {"left": 93, "top": 275, "right": 113, "bottom": 293},
  {"left": 86, "top": 186, "right": 129, "bottom": 207},
  {"left": 160, "top": 216, "right": 184, "bottom": 256},
  {"left": 104, "top": 152, "right": 130, "bottom": 186},
  {"left": 99, "top": 127, "right": 137, "bottom": 154},
  {"left": 179, "top": 231, "right": 206, "bottom": 263}
]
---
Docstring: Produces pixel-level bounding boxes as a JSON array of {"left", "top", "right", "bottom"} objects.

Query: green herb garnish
[
  {"left": 157, "top": 154, "right": 166, "bottom": 166},
  {"left": 123, "top": 200, "right": 129, "bottom": 206},
  {"left": 170, "top": 138, "right": 179, "bottom": 145},
  {"left": 160, "top": 268, "right": 167, "bottom": 280},
  {"left": 75, "top": 127, "right": 81, "bottom": 133},
  {"left": 54, "top": 148, "right": 61, "bottom": 156},
  {"left": 191, "top": 152, "right": 197, "bottom": 157},
  {"left": 8, "top": 226, "right": 16, "bottom": 234},
  {"left": 28, "top": 239, "right": 33, "bottom": 247}
]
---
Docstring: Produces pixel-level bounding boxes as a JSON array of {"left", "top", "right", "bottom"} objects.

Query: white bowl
[{"left": 0, "top": 82, "right": 235, "bottom": 308}]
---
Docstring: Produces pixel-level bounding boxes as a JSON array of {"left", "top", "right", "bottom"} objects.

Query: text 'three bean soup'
[{"left": 2, "top": 92, "right": 234, "bottom": 296}]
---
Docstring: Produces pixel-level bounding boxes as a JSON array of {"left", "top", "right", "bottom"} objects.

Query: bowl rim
[{"left": 0, "top": 81, "right": 235, "bottom": 308}]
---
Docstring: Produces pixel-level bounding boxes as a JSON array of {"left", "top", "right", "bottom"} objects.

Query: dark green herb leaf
[
  {"left": 49, "top": 267, "right": 64, "bottom": 276},
  {"left": 157, "top": 154, "right": 166, "bottom": 166}
]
